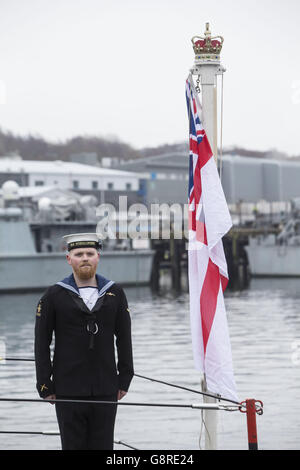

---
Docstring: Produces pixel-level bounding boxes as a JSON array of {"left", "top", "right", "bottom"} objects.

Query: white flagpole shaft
[
  {"left": 199, "top": 63, "right": 219, "bottom": 453},
  {"left": 190, "top": 23, "right": 226, "bottom": 450},
  {"left": 200, "top": 65, "right": 217, "bottom": 162},
  {"left": 201, "top": 65, "right": 218, "bottom": 450},
  {"left": 201, "top": 63, "right": 218, "bottom": 451},
  {"left": 202, "top": 376, "right": 218, "bottom": 450}
]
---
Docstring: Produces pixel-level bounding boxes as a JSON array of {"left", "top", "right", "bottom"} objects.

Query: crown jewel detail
[{"left": 192, "top": 23, "right": 223, "bottom": 63}]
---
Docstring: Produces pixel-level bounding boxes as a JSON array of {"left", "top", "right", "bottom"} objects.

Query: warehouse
[{"left": 0, "top": 157, "right": 140, "bottom": 193}]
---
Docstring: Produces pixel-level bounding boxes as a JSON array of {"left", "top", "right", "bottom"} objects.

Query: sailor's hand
[
  {"left": 117, "top": 390, "right": 127, "bottom": 401},
  {"left": 44, "top": 394, "right": 56, "bottom": 405}
]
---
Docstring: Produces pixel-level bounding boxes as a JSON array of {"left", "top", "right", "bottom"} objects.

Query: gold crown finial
[
  {"left": 205, "top": 22, "right": 211, "bottom": 37},
  {"left": 191, "top": 23, "right": 223, "bottom": 64}
]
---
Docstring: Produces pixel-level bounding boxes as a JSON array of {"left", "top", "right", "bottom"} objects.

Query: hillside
[{"left": 0, "top": 128, "right": 298, "bottom": 162}]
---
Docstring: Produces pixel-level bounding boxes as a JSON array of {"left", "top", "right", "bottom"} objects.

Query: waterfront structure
[
  {"left": 0, "top": 157, "right": 141, "bottom": 205},
  {"left": 119, "top": 152, "right": 300, "bottom": 210},
  {"left": 2, "top": 152, "right": 300, "bottom": 211}
]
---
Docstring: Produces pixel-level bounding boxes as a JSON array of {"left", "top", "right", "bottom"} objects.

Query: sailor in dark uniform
[{"left": 34, "top": 233, "right": 134, "bottom": 450}]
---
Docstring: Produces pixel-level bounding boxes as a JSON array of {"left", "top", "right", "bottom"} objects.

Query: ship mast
[{"left": 190, "top": 22, "right": 225, "bottom": 450}]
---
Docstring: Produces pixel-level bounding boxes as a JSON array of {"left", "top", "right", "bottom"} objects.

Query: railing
[{"left": 0, "top": 356, "right": 263, "bottom": 450}]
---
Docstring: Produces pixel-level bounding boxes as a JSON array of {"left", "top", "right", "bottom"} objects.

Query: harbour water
[{"left": 0, "top": 276, "right": 299, "bottom": 450}]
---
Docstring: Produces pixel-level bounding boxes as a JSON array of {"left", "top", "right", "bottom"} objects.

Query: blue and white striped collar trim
[{"left": 56, "top": 273, "right": 114, "bottom": 298}]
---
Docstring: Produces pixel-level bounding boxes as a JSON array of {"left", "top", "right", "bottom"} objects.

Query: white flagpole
[{"left": 190, "top": 22, "right": 226, "bottom": 450}]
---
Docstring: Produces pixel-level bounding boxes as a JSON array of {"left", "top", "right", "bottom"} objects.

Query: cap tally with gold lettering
[{"left": 63, "top": 233, "right": 102, "bottom": 251}]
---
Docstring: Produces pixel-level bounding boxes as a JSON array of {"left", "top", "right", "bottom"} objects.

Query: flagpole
[
  {"left": 190, "top": 22, "right": 226, "bottom": 450},
  {"left": 191, "top": 22, "right": 225, "bottom": 161}
]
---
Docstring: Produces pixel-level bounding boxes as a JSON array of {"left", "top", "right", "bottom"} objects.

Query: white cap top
[{"left": 62, "top": 233, "right": 102, "bottom": 251}]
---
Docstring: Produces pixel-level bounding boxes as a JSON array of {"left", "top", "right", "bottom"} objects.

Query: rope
[
  {"left": 0, "top": 356, "right": 240, "bottom": 405},
  {"left": 0, "top": 357, "right": 34, "bottom": 362},
  {"left": 0, "top": 430, "right": 59, "bottom": 435},
  {"left": 134, "top": 373, "right": 239, "bottom": 405},
  {"left": 0, "top": 431, "right": 138, "bottom": 450},
  {"left": 0, "top": 396, "right": 229, "bottom": 410}
]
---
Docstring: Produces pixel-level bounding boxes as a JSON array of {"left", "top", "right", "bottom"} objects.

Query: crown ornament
[{"left": 192, "top": 23, "right": 224, "bottom": 65}]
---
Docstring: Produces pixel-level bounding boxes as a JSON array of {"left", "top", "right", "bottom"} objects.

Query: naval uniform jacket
[{"left": 34, "top": 274, "right": 134, "bottom": 398}]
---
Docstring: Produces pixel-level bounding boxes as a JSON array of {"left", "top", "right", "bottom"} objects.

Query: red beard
[{"left": 73, "top": 264, "right": 97, "bottom": 280}]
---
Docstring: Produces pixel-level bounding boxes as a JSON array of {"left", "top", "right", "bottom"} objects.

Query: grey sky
[{"left": 0, "top": 0, "right": 299, "bottom": 155}]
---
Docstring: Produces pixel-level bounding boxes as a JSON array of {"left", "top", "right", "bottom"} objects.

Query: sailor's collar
[{"left": 56, "top": 273, "right": 114, "bottom": 298}]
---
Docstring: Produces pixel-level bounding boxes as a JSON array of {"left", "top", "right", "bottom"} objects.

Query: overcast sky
[{"left": 0, "top": 0, "right": 299, "bottom": 156}]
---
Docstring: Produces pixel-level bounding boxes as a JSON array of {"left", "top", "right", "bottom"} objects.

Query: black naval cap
[{"left": 63, "top": 233, "right": 102, "bottom": 251}]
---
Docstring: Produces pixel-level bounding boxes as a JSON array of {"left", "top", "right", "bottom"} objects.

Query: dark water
[{"left": 0, "top": 277, "right": 299, "bottom": 450}]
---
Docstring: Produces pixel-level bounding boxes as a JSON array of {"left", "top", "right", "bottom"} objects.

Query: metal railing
[{"left": 0, "top": 356, "right": 263, "bottom": 450}]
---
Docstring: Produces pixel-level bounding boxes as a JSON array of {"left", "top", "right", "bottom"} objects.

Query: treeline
[
  {"left": 0, "top": 128, "right": 191, "bottom": 162},
  {"left": 0, "top": 128, "right": 140, "bottom": 161},
  {"left": 0, "top": 127, "right": 296, "bottom": 161}
]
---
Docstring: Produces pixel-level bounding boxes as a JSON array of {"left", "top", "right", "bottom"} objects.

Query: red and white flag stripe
[{"left": 186, "top": 75, "right": 238, "bottom": 402}]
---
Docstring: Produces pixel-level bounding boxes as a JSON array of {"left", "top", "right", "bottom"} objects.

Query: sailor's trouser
[{"left": 55, "top": 394, "right": 118, "bottom": 450}]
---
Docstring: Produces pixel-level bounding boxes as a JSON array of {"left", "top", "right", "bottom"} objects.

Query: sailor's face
[{"left": 67, "top": 248, "right": 100, "bottom": 279}]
